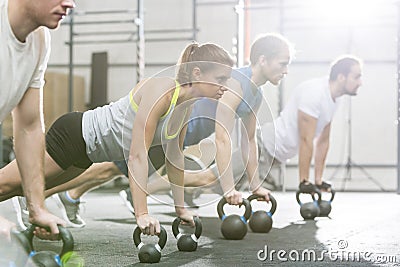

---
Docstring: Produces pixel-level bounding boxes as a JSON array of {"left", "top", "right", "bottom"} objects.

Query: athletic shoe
[
  {"left": 166, "top": 188, "right": 201, "bottom": 209},
  {"left": 11, "top": 196, "right": 30, "bottom": 230},
  {"left": 184, "top": 188, "right": 201, "bottom": 208},
  {"left": 119, "top": 188, "right": 135, "bottom": 215},
  {"left": 53, "top": 192, "right": 86, "bottom": 228}
]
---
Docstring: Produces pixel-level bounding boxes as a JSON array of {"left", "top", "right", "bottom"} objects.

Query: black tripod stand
[{"left": 329, "top": 97, "right": 386, "bottom": 191}]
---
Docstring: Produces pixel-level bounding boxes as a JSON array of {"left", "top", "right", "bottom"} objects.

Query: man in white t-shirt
[
  {"left": 0, "top": 0, "right": 75, "bottom": 241},
  {"left": 260, "top": 55, "right": 363, "bottom": 193}
]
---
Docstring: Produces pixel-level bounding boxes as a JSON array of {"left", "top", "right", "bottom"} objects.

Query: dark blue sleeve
[{"left": 184, "top": 98, "right": 218, "bottom": 146}]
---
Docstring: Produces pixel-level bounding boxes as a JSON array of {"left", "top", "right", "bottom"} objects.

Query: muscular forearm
[
  {"left": 245, "top": 139, "right": 262, "bottom": 191},
  {"left": 166, "top": 160, "right": 185, "bottom": 209},
  {"left": 298, "top": 139, "right": 313, "bottom": 182},
  {"left": 14, "top": 125, "right": 46, "bottom": 216},
  {"left": 216, "top": 135, "right": 235, "bottom": 193},
  {"left": 297, "top": 111, "right": 319, "bottom": 183},
  {"left": 130, "top": 155, "right": 150, "bottom": 216},
  {"left": 314, "top": 141, "right": 329, "bottom": 183}
]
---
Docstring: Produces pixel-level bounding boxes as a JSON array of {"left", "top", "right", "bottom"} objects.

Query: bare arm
[
  {"left": 13, "top": 88, "right": 46, "bottom": 216},
  {"left": 166, "top": 113, "right": 197, "bottom": 224},
  {"left": 314, "top": 123, "right": 331, "bottom": 185},
  {"left": 241, "top": 113, "right": 260, "bottom": 190},
  {"left": 165, "top": 123, "right": 186, "bottom": 210},
  {"left": 298, "top": 110, "right": 318, "bottom": 183},
  {"left": 240, "top": 112, "right": 271, "bottom": 201},
  {"left": 215, "top": 80, "right": 242, "bottom": 204},
  {"left": 128, "top": 78, "right": 173, "bottom": 235},
  {"left": 12, "top": 88, "right": 64, "bottom": 236}
]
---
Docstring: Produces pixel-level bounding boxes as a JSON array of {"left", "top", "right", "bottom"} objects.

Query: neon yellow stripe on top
[
  {"left": 164, "top": 107, "right": 188, "bottom": 140},
  {"left": 129, "top": 80, "right": 181, "bottom": 119}
]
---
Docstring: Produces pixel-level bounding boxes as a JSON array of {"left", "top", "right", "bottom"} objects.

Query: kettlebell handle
[
  {"left": 24, "top": 224, "right": 74, "bottom": 257},
  {"left": 217, "top": 197, "right": 252, "bottom": 221},
  {"left": 10, "top": 229, "right": 32, "bottom": 254},
  {"left": 247, "top": 194, "right": 277, "bottom": 216},
  {"left": 296, "top": 190, "right": 322, "bottom": 206},
  {"left": 133, "top": 225, "right": 167, "bottom": 250},
  {"left": 172, "top": 216, "right": 202, "bottom": 239},
  {"left": 325, "top": 189, "right": 336, "bottom": 202}
]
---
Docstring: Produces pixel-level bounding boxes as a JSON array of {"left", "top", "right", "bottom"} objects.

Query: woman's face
[
  {"left": 193, "top": 65, "right": 232, "bottom": 99},
  {"left": 262, "top": 48, "right": 291, "bottom": 86}
]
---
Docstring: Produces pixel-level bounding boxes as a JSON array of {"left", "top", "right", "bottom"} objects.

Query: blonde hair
[{"left": 176, "top": 42, "right": 235, "bottom": 84}]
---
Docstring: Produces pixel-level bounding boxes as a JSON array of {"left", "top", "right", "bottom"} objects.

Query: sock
[{"left": 65, "top": 191, "right": 80, "bottom": 203}]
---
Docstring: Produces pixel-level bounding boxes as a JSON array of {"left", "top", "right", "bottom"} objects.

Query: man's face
[
  {"left": 342, "top": 64, "right": 362, "bottom": 96},
  {"left": 32, "top": 0, "right": 75, "bottom": 29},
  {"left": 262, "top": 48, "right": 291, "bottom": 86}
]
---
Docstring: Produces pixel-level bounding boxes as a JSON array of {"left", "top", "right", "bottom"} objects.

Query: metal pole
[
  {"left": 68, "top": 11, "right": 74, "bottom": 112},
  {"left": 397, "top": 1, "right": 400, "bottom": 194},
  {"left": 244, "top": 0, "right": 250, "bottom": 62},
  {"left": 278, "top": 0, "right": 285, "bottom": 192},
  {"left": 346, "top": 26, "right": 354, "bottom": 183},
  {"left": 136, "top": 0, "right": 145, "bottom": 83},
  {"left": 235, "top": 0, "right": 244, "bottom": 67},
  {"left": 278, "top": 0, "right": 285, "bottom": 114},
  {"left": 193, "top": 0, "right": 197, "bottom": 41}
]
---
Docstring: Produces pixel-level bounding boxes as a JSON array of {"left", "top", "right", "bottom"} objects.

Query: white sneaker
[
  {"left": 119, "top": 189, "right": 134, "bottom": 215},
  {"left": 53, "top": 192, "right": 86, "bottom": 228},
  {"left": 11, "top": 196, "right": 30, "bottom": 230}
]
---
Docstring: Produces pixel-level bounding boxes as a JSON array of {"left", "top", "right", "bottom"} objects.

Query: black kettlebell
[
  {"left": 133, "top": 225, "right": 167, "bottom": 263},
  {"left": 217, "top": 197, "right": 252, "bottom": 240},
  {"left": 296, "top": 190, "right": 321, "bottom": 220},
  {"left": 172, "top": 216, "right": 202, "bottom": 252},
  {"left": 318, "top": 189, "right": 336, "bottom": 217},
  {"left": 3, "top": 228, "right": 32, "bottom": 267},
  {"left": 247, "top": 194, "right": 277, "bottom": 233},
  {"left": 24, "top": 224, "right": 75, "bottom": 267}
]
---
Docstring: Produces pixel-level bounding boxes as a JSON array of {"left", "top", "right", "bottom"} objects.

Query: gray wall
[{"left": 46, "top": 0, "right": 398, "bottom": 191}]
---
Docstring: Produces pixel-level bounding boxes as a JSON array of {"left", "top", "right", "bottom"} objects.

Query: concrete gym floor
[{"left": 1, "top": 187, "right": 400, "bottom": 266}]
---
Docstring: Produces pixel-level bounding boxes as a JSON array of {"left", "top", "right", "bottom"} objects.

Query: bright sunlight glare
[{"left": 307, "top": 0, "right": 387, "bottom": 26}]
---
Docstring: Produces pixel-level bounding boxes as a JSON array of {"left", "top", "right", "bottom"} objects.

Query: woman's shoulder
[
  {"left": 139, "top": 77, "right": 176, "bottom": 90},
  {"left": 132, "top": 77, "right": 177, "bottom": 103}
]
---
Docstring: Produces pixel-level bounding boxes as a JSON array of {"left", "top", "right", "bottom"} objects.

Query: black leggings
[{"left": 46, "top": 112, "right": 93, "bottom": 170}]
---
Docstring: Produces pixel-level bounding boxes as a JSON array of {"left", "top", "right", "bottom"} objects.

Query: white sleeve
[
  {"left": 30, "top": 27, "right": 51, "bottom": 89},
  {"left": 297, "top": 87, "right": 321, "bottom": 119}
]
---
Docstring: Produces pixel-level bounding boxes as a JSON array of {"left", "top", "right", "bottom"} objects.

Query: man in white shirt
[
  {"left": 260, "top": 55, "right": 363, "bottom": 192},
  {"left": 0, "top": 0, "right": 75, "bottom": 240}
]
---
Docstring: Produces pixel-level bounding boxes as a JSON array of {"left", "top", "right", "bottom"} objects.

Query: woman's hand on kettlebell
[
  {"left": 175, "top": 207, "right": 198, "bottom": 227},
  {"left": 252, "top": 187, "right": 271, "bottom": 202},
  {"left": 224, "top": 189, "right": 242, "bottom": 205},
  {"left": 136, "top": 213, "right": 160, "bottom": 236}
]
